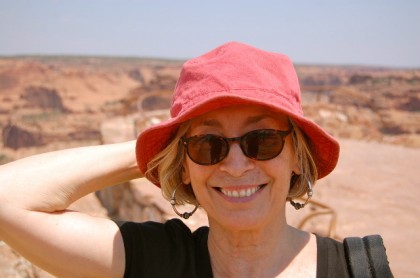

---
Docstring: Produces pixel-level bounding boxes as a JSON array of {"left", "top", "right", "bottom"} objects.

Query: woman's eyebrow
[
  {"left": 244, "top": 114, "right": 276, "bottom": 125},
  {"left": 200, "top": 119, "right": 222, "bottom": 127}
]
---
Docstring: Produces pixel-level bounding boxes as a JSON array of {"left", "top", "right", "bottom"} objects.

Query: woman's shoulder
[
  {"left": 117, "top": 218, "right": 208, "bottom": 237},
  {"left": 117, "top": 218, "right": 210, "bottom": 258},
  {"left": 117, "top": 219, "right": 212, "bottom": 277},
  {"left": 315, "top": 234, "right": 344, "bottom": 250},
  {"left": 315, "top": 234, "right": 350, "bottom": 277}
]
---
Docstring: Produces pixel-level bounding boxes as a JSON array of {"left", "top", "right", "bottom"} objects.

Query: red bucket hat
[{"left": 136, "top": 41, "right": 339, "bottom": 186}]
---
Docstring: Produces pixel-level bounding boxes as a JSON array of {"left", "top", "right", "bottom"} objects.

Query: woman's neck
[{"left": 207, "top": 219, "right": 314, "bottom": 277}]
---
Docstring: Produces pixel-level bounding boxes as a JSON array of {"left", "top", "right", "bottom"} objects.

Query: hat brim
[{"left": 136, "top": 89, "right": 339, "bottom": 187}]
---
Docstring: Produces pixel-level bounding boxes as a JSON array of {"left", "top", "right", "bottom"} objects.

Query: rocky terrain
[
  {"left": 0, "top": 56, "right": 419, "bottom": 277},
  {"left": 0, "top": 56, "right": 419, "bottom": 156}
]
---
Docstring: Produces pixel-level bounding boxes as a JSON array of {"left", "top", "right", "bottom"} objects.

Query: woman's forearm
[{"left": 0, "top": 140, "right": 142, "bottom": 213}]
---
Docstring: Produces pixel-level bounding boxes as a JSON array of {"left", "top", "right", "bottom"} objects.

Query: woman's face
[{"left": 182, "top": 105, "right": 300, "bottom": 230}]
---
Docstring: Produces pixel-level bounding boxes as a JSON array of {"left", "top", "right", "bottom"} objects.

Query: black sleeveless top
[{"left": 118, "top": 219, "right": 349, "bottom": 277}]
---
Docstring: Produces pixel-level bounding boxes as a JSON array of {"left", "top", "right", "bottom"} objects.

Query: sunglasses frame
[{"left": 181, "top": 127, "right": 293, "bottom": 165}]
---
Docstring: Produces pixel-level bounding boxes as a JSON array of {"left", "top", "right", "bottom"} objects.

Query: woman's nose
[{"left": 218, "top": 142, "right": 254, "bottom": 177}]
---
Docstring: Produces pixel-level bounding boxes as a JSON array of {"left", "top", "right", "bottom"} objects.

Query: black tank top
[{"left": 118, "top": 219, "right": 349, "bottom": 277}]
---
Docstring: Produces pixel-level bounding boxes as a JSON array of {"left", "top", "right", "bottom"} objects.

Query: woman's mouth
[{"left": 216, "top": 184, "right": 266, "bottom": 198}]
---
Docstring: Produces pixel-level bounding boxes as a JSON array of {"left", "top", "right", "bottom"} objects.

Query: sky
[{"left": 0, "top": 0, "right": 419, "bottom": 68}]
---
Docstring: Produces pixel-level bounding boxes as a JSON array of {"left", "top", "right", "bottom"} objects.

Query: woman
[{"left": 0, "top": 42, "right": 347, "bottom": 277}]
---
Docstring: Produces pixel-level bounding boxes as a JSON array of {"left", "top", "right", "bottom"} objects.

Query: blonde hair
[
  {"left": 145, "top": 118, "right": 318, "bottom": 205},
  {"left": 145, "top": 121, "right": 198, "bottom": 206},
  {"left": 287, "top": 119, "right": 318, "bottom": 200}
]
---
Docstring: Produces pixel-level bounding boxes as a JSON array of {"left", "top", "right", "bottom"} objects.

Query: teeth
[{"left": 220, "top": 186, "right": 261, "bottom": 198}]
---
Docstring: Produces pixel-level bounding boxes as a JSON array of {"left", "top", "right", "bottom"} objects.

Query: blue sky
[{"left": 0, "top": 0, "right": 419, "bottom": 68}]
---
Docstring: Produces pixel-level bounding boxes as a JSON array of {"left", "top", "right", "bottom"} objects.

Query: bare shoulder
[{"left": 279, "top": 231, "right": 317, "bottom": 278}]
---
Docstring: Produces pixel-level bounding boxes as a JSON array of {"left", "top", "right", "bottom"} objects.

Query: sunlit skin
[{"left": 182, "top": 105, "right": 315, "bottom": 277}]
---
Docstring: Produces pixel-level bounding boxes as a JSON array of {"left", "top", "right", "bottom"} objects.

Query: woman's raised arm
[{"left": 0, "top": 140, "right": 142, "bottom": 277}]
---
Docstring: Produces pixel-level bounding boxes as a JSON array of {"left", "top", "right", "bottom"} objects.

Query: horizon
[
  {"left": 1, "top": 54, "right": 418, "bottom": 70},
  {"left": 1, "top": 1, "right": 419, "bottom": 69}
]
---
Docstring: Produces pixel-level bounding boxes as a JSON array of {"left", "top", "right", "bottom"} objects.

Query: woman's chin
[{"left": 209, "top": 211, "right": 276, "bottom": 232}]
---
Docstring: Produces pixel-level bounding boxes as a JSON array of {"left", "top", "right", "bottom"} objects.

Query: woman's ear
[
  {"left": 292, "top": 163, "right": 302, "bottom": 176},
  {"left": 181, "top": 162, "right": 191, "bottom": 185},
  {"left": 292, "top": 149, "right": 302, "bottom": 176}
]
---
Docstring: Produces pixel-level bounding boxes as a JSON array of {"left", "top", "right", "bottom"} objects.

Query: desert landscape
[{"left": 0, "top": 56, "right": 419, "bottom": 277}]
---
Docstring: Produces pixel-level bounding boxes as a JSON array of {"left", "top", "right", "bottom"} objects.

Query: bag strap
[{"left": 344, "top": 235, "right": 393, "bottom": 278}]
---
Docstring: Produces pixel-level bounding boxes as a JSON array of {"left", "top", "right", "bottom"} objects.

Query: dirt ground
[{"left": 309, "top": 139, "right": 420, "bottom": 277}]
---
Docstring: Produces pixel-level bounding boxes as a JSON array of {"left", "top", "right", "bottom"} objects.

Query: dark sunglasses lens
[
  {"left": 243, "top": 130, "right": 284, "bottom": 160},
  {"left": 187, "top": 135, "right": 228, "bottom": 165}
]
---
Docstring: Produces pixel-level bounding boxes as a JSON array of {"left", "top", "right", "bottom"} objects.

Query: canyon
[{"left": 0, "top": 56, "right": 419, "bottom": 277}]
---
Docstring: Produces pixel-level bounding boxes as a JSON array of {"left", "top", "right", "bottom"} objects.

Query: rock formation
[
  {"left": 2, "top": 122, "right": 44, "bottom": 149},
  {"left": 21, "top": 86, "right": 68, "bottom": 112}
]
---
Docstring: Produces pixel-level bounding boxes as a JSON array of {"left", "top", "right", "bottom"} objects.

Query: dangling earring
[
  {"left": 289, "top": 180, "right": 313, "bottom": 210},
  {"left": 170, "top": 184, "right": 199, "bottom": 219}
]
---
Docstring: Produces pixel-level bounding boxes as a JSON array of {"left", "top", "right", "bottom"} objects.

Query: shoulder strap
[{"left": 344, "top": 235, "right": 393, "bottom": 278}]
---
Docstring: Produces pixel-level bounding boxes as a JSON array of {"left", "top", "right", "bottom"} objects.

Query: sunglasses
[{"left": 181, "top": 128, "right": 292, "bottom": 165}]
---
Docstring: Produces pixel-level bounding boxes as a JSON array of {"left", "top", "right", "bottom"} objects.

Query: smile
[{"left": 218, "top": 185, "right": 265, "bottom": 198}]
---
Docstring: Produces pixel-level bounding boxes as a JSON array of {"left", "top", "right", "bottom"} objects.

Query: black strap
[
  {"left": 344, "top": 235, "right": 393, "bottom": 278},
  {"left": 344, "top": 236, "right": 372, "bottom": 278},
  {"left": 363, "top": 235, "right": 393, "bottom": 278}
]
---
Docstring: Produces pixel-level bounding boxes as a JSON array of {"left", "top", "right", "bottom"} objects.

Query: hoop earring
[
  {"left": 170, "top": 184, "right": 199, "bottom": 219},
  {"left": 289, "top": 180, "right": 313, "bottom": 210}
]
